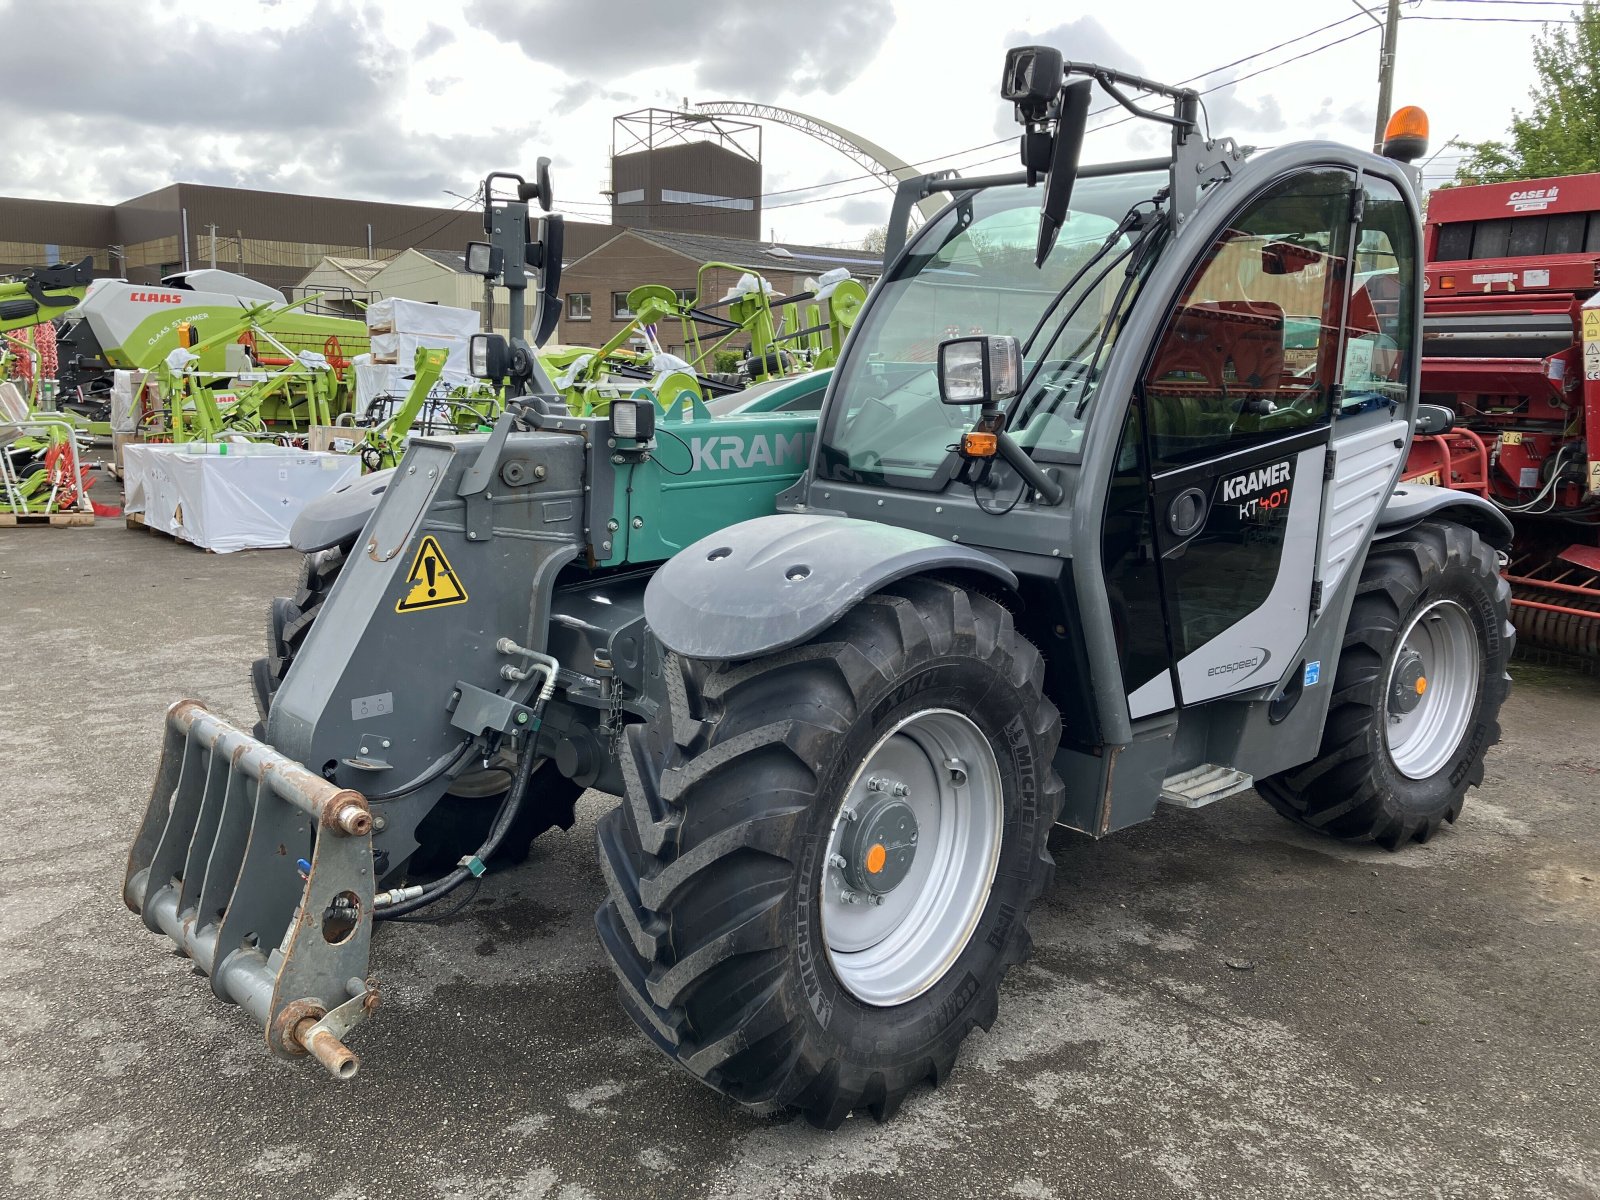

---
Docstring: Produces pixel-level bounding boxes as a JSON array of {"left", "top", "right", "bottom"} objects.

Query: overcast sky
[{"left": 0, "top": 0, "right": 1549, "bottom": 248}]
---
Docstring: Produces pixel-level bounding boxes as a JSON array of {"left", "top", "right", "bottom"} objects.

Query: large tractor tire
[
  {"left": 596, "top": 578, "right": 1061, "bottom": 1128},
  {"left": 1258, "top": 520, "right": 1512, "bottom": 849},
  {"left": 252, "top": 542, "right": 579, "bottom": 875},
  {"left": 252, "top": 543, "right": 348, "bottom": 724}
]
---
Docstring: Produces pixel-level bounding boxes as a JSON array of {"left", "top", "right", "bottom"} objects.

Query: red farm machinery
[{"left": 1406, "top": 172, "right": 1600, "bottom": 661}]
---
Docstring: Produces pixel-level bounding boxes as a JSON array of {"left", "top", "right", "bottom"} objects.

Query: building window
[
  {"left": 567, "top": 292, "right": 591, "bottom": 320},
  {"left": 613, "top": 291, "right": 633, "bottom": 320},
  {"left": 674, "top": 287, "right": 696, "bottom": 308},
  {"left": 661, "top": 188, "right": 755, "bottom": 212}
]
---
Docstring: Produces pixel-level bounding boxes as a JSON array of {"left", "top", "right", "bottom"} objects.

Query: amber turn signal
[{"left": 961, "top": 431, "right": 998, "bottom": 458}]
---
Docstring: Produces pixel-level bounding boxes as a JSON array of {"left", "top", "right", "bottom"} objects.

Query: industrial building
[
  {"left": 0, "top": 183, "right": 615, "bottom": 293},
  {"left": 556, "top": 228, "right": 880, "bottom": 354}
]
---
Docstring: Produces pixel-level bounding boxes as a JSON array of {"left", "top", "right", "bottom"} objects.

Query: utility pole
[
  {"left": 1355, "top": 0, "right": 1403, "bottom": 150},
  {"left": 205, "top": 223, "right": 219, "bottom": 269}
]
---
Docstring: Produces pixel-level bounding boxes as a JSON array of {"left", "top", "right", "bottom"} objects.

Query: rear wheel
[
  {"left": 1258, "top": 520, "right": 1512, "bottom": 849},
  {"left": 596, "top": 578, "right": 1061, "bottom": 1127}
]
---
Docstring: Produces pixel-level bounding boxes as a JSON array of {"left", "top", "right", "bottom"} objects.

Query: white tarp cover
[
  {"left": 122, "top": 442, "right": 359, "bottom": 553},
  {"left": 367, "top": 299, "right": 480, "bottom": 376},
  {"left": 110, "top": 370, "right": 145, "bottom": 433},
  {"left": 366, "top": 297, "right": 479, "bottom": 337}
]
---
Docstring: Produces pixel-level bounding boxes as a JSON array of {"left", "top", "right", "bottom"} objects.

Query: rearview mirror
[
  {"left": 1261, "top": 241, "right": 1319, "bottom": 275},
  {"left": 1035, "top": 78, "right": 1092, "bottom": 267},
  {"left": 1414, "top": 403, "right": 1455, "bottom": 436},
  {"left": 517, "top": 157, "right": 555, "bottom": 212},
  {"left": 938, "top": 335, "right": 1022, "bottom": 407}
]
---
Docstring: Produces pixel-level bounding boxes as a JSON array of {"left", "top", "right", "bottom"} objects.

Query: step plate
[{"left": 1159, "top": 764, "right": 1255, "bottom": 809}]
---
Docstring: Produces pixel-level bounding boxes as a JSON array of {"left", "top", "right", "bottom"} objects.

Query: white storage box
[{"left": 122, "top": 442, "right": 360, "bottom": 553}]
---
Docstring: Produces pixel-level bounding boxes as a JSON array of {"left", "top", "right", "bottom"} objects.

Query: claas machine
[
  {"left": 1402, "top": 170, "right": 1600, "bottom": 659},
  {"left": 124, "top": 51, "right": 1512, "bottom": 1128}
]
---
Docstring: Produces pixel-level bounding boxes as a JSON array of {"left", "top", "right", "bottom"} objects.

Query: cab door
[{"left": 1105, "top": 168, "right": 1359, "bottom": 717}]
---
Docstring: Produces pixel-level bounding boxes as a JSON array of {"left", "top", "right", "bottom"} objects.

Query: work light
[
  {"left": 609, "top": 398, "right": 655, "bottom": 442},
  {"left": 937, "top": 335, "right": 1022, "bottom": 407}
]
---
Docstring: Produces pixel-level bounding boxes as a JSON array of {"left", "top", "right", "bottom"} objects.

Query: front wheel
[
  {"left": 596, "top": 578, "right": 1061, "bottom": 1127},
  {"left": 1259, "top": 520, "right": 1512, "bottom": 848}
]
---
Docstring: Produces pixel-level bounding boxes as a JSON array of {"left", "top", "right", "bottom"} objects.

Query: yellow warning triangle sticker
[{"left": 395, "top": 535, "right": 468, "bottom": 613}]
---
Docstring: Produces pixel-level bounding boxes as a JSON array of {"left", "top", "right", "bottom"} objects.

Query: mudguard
[
  {"left": 1375, "top": 482, "right": 1513, "bottom": 550},
  {"left": 644, "top": 512, "right": 1017, "bottom": 661},
  {"left": 289, "top": 468, "right": 396, "bottom": 552}
]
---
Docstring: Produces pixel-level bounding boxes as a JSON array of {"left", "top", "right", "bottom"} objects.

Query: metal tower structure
[{"left": 695, "top": 102, "right": 947, "bottom": 220}]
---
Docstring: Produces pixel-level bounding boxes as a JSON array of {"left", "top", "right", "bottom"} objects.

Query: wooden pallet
[
  {"left": 124, "top": 512, "right": 214, "bottom": 551},
  {"left": 0, "top": 510, "right": 95, "bottom": 527}
]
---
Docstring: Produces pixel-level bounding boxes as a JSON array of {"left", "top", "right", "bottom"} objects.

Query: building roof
[
  {"left": 415, "top": 248, "right": 471, "bottom": 273},
  {"left": 321, "top": 256, "right": 388, "bottom": 283},
  {"left": 583, "top": 228, "right": 882, "bottom": 277}
]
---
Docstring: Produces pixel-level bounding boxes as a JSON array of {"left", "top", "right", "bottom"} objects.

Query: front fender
[
  {"left": 289, "top": 468, "right": 396, "bottom": 553},
  {"left": 1375, "top": 483, "right": 1513, "bottom": 550},
  {"left": 644, "top": 513, "right": 1017, "bottom": 661}
]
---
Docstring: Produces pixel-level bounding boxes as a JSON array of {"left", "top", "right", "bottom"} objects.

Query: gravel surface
[{"left": 1, "top": 508, "right": 1596, "bottom": 1199}]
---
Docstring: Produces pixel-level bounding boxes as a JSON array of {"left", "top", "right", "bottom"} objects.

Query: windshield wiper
[{"left": 1008, "top": 213, "right": 1162, "bottom": 433}]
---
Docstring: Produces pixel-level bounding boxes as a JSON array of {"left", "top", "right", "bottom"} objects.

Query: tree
[
  {"left": 860, "top": 225, "right": 888, "bottom": 254},
  {"left": 1453, "top": 1, "right": 1600, "bottom": 185}
]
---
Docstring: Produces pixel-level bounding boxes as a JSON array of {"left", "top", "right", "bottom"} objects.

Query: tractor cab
[{"left": 651, "top": 52, "right": 1446, "bottom": 831}]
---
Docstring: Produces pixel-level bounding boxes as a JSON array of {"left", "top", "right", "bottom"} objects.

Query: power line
[{"left": 559, "top": 11, "right": 1387, "bottom": 220}]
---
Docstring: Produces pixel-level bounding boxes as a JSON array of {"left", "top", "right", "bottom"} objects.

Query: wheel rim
[
  {"left": 1384, "top": 599, "right": 1481, "bottom": 781},
  {"left": 820, "top": 709, "right": 1003, "bottom": 1007}
]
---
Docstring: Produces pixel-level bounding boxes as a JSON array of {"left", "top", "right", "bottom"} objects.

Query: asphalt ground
[{"left": 1, "top": 498, "right": 1597, "bottom": 1199}]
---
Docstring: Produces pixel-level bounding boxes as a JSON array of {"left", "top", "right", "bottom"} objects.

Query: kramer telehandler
[{"left": 124, "top": 52, "right": 1512, "bottom": 1128}]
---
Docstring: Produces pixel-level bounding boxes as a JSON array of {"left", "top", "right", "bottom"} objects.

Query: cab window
[{"left": 1140, "top": 168, "right": 1356, "bottom": 468}]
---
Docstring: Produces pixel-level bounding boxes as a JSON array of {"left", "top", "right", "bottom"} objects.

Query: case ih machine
[
  {"left": 1403, "top": 173, "right": 1600, "bottom": 660},
  {"left": 124, "top": 54, "right": 1513, "bottom": 1127}
]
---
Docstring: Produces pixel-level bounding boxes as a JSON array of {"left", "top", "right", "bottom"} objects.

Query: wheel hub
[
  {"left": 838, "top": 789, "right": 918, "bottom": 896},
  {"left": 1383, "top": 599, "right": 1482, "bottom": 781},
  {"left": 1389, "top": 647, "right": 1428, "bottom": 715},
  {"left": 820, "top": 709, "right": 1003, "bottom": 1007}
]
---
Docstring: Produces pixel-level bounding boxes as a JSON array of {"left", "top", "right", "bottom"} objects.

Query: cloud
[
  {"left": 413, "top": 21, "right": 455, "bottom": 57},
  {"left": 0, "top": 2, "right": 401, "bottom": 133},
  {"left": 552, "top": 81, "right": 635, "bottom": 118},
  {"left": 0, "top": 0, "right": 542, "bottom": 212},
  {"left": 1194, "top": 72, "right": 1287, "bottom": 137},
  {"left": 465, "top": 0, "right": 894, "bottom": 99},
  {"left": 829, "top": 195, "right": 893, "bottom": 226}
]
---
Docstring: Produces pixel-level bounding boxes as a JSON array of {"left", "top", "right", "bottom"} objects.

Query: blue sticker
[{"left": 1304, "top": 661, "right": 1321, "bottom": 687}]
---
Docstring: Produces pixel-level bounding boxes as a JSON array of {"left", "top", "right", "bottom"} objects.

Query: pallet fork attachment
[{"left": 123, "top": 699, "right": 378, "bottom": 1078}]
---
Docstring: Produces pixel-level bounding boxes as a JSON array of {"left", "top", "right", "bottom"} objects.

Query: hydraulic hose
[
  {"left": 373, "top": 728, "right": 542, "bottom": 920},
  {"left": 372, "top": 650, "right": 560, "bottom": 919}
]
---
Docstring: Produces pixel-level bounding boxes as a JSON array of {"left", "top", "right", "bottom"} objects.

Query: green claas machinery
[
  {"left": 124, "top": 52, "right": 1513, "bottom": 1127},
  {"left": 0, "top": 257, "right": 93, "bottom": 336}
]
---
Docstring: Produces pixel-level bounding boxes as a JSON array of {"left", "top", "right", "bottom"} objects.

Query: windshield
[{"left": 817, "top": 172, "right": 1166, "bottom": 488}]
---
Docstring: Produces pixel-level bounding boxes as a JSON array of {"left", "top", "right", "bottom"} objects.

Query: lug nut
[{"left": 829, "top": 853, "right": 848, "bottom": 870}]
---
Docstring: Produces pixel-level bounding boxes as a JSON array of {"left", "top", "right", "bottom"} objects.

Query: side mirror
[
  {"left": 517, "top": 157, "right": 555, "bottom": 212},
  {"left": 1261, "top": 240, "right": 1319, "bottom": 275},
  {"left": 470, "top": 333, "right": 510, "bottom": 381},
  {"left": 1414, "top": 403, "right": 1454, "bottom": 436},
  {"left": 465, "top": 241, "right": 503, "bottom": 278},
  {"left": 937, "top": 335, "right": 1022, "bottom": 407},
  {"left": 1034, "top": 78, "right": 1092, "bottom": 267}
]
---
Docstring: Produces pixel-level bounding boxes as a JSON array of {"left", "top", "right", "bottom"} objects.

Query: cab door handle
[{"left": 1167, "top": 487, "right": 1208, "bottom": 538}]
